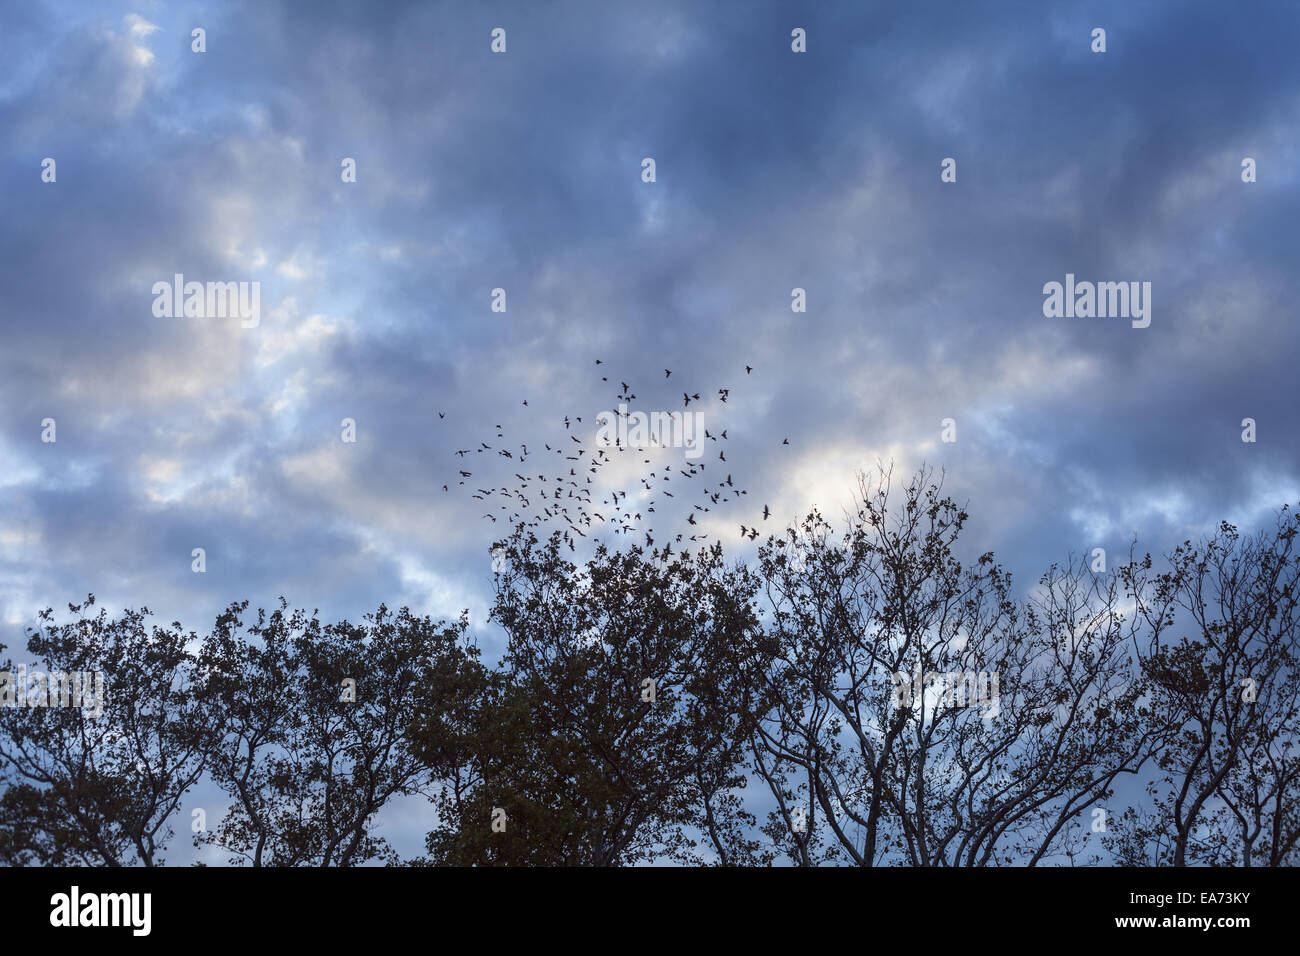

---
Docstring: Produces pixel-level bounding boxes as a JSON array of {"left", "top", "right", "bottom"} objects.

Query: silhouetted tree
[
  {"left": 2, "top": 472, "right": 1296, "bottom": 868},
  {"left": 745, "top": 465, "right": 1159, "bottom": 865},
  {"left": 417, "top": 530, "right": 768, "bottom": 865},
  {"left": 1112, "top": 513, "right": 1300, "bottom": 866},
  {"left": 193, "top": 600, "right": 477, "bottom": 866},
  {"left": 0, "top": 596, "right": 207, "bottom": 866}
]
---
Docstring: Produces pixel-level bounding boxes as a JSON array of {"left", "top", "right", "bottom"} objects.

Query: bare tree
[
  {"left": 1116, "top": 512, "right": 1300, "bottom": 866},
  {"left": 747, "top": 465, "right": 1159, "bottom": 866}
]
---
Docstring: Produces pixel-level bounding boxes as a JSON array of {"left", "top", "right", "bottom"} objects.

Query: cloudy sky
[{"left": 2, "top": 0, "right": 1298, "bottom": 861}]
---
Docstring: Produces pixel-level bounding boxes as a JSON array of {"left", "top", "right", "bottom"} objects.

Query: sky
[{"left": 2, "top": 0, "right": 1299, "bottom": 863}]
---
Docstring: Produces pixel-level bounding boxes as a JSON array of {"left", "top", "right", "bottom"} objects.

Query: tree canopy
[{"left": 2, "top": 466, "right": 1296, "bottom": 866}]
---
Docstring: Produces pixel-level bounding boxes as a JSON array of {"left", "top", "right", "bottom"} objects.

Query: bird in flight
[{"left": 438, "top": 352, "right": 776, "bottom": 552}]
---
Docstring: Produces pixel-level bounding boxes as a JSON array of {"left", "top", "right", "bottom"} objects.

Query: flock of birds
[{"left": 440, "top": 360, "right": 790, "bottom": 559}]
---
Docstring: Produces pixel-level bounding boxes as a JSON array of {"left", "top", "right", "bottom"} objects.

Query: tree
[
  {"left": 193, "top": 600, "right": 477, "bottom": 866},
  {"left": 418, "top": 529, "right": 769, "bottom": 865},
  {"left": 1114, "top": 512, "right": 1300, "bottom": 866},
  {"left": 746, "top": 465, "right": 1159, "bottom": 865},
  {"left": 3, "top": 473, "right": 1297, "bottom": 869},
  {"left": 0, "top": 596, "right": 207, "bottom": 866}
]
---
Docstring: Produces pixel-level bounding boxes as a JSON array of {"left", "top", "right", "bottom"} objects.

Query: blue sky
[{"left": 3, "top": 0, "right": 1299, "bottom": 862}]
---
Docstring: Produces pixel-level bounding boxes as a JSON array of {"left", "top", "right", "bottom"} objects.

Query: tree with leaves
[
  {"left": 418, "top": 529, "right": 770, "bottom": 865},
  {"left": 193, "top": 600, "right": 478, "bottom": 866},
  {"left": 0, "top": 596, "right": 207, "bottom": 866}
]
